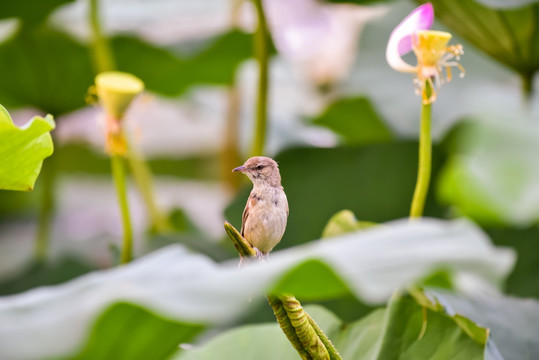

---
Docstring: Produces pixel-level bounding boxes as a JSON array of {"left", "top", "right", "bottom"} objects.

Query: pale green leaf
[
  {"left": 438, "top": 119, "right": 539, "bottom": 226},
  {"left": 337, "top": 291, "right": 488, "bottom": 360},
  {"left": 67, "top": 302, "right": 204, "bottom": 360},
  {"left": 0, "top": 219, "right": 514, "bottom": 359},
  {"left": 430, "top": 289, "right": 539, "bottom": 360},
  {"left": 0, "top": 105, "right": 55, "bottom": 191}
]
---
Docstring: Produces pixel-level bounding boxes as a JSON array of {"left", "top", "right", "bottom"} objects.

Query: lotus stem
[
  {"left": 89, "top": 0, "right": 115, "bottom": 72},
  {"left": 250, "top": 0, "right": 269, "bottom": 157},
  {"left": 410, "top": 81, "right": 432, "bottom": 218},
  {"left": 125, "top": 142, "right": 170, "bottom": 233},
  {"left": 111, "top": 155, "right": 133, "bottom": 263}
]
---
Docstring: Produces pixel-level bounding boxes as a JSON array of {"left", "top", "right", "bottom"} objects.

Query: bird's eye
[{"left": 255, "top": 165, "right": 264, "bottom": 170}]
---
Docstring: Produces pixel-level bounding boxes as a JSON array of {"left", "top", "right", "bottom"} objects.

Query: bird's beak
[{"left": 232, "top": 165, "right": 246, "bottom": 173}]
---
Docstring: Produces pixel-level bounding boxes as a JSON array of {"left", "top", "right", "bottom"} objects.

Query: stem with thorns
[{"left": 224, "top": 222, "right": 342, "bottom": 359}]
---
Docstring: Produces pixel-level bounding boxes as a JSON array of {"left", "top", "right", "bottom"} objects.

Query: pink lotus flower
[
  {"left": 264, "top": 0, "right": 387, "bottom": 86},
  {"left": 386, "top": 3, "right": 464, "bottom": 104}
]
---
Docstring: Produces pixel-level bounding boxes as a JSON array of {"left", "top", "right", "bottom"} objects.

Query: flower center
[
  {"left": 411, "top": 30, "right": 464, "bottom": 104},
  {"left": 412, "top": 30, "right": 451, "bottom": 68}
]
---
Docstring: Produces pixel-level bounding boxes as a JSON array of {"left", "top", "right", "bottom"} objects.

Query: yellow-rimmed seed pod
[{"left": 95, "top": 71, "right": 144, "bottom": 120}]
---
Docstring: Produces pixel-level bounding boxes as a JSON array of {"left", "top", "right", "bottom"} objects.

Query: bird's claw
[
  {"left": 237, "top": 248, "right": 267, "bottom": 268},
  {"left": 255, "top": 247, "right": 267, "bottom": 262}
]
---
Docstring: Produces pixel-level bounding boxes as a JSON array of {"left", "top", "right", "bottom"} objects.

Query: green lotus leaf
[
  {"left": 174, "top": 290, "right": 490, "bottom": 360},
  {"left": 336, "top": 290, "right": 489, "bottom": 359},
  {"left": 430, "top": 289, "right": 539, "bottom": 360},
  {"left": 0, "top": 25, "right": 94, "bottom": 114},
  {"left": 112, "top": 30, "right": 254, "bottom": 97},
  {"left": 66, "top": 302, "right": 204, "bottom": 360},
  {"left": 0, "top": 219, "right": 514, "bottom": 359},
  {"left": 0, "top": 105, "right": 55, "bottom": 191},
  {"left": 438, "top": 118, "right": 539, "bottom": 226},
  {"left": 309, "top": 97, "right": 393, "bottom": 146}
]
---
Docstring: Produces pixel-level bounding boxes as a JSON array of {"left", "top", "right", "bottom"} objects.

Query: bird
[{"left": 233, "top": 156, "right": 289, "bottom": 261}]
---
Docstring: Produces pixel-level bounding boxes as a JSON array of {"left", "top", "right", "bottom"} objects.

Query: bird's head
[{"left": 233, "top": 156, "right": 281, "bottom": 187}]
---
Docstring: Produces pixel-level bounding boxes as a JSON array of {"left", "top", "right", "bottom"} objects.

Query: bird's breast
[{"left": 245, "top": 188, "right": 288, "bottom": 253}]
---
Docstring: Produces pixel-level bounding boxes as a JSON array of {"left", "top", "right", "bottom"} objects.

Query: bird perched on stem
[{"left": 233, "top": 156, "right": 289, "bottom": 261}]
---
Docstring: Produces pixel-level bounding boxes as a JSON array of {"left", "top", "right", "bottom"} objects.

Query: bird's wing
[
  {"left": 240, "top": 191, "right": 257, "bottom": 237},
  {"left": 241, "top": 192, "right": 258, "bottom": 237},
  {"left": 240, "top": 204, "right": 248, "bottom": 237}
]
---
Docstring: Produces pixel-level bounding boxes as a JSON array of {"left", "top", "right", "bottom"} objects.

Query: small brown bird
[{"left": 233, "top": 156, "right": 289, "bottom": 260}]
